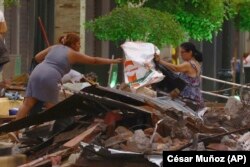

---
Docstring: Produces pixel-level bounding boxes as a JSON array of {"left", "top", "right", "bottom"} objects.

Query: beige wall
[
  {"left": 54, "top": 0, "right": 85, "bottom": 52},
  {"left": 0, "top": 0, "right": 4, "bottom": 11}
]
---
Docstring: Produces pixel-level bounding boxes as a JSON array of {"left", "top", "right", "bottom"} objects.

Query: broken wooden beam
[
  {"left": 78, "top": 92, "right": 153, "bottom": 115},
  {"left": 19, "top": 148, "right": 70, "bottom": 167},
  {"left": 0, "top": 94, "right": 89, "bottom": 133},
  {"left": 82, "top": 85, "right": 145, "bottom": 106},
  {"left": 63, "top": 123, "right": 100, "bottom": 148}
]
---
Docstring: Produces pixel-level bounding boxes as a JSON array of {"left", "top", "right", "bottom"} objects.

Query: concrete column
[
  {"left": 54, "top": 0, "right": 85, "bottom": 52},
  {"left": 0, "top": 0, "right": 4, "bottom": 11},
  {"left": 80, "top": 0, "right": 86, "bottom": 53}
]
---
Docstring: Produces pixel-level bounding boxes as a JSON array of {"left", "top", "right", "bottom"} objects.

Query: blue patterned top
[{"left": 179, "top": 61, "right": 204, "bottom": 109}]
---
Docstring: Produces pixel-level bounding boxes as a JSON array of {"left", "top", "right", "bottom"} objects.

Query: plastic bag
[{"left": 121, "top": 41, "right": 164, "bottom": 89}]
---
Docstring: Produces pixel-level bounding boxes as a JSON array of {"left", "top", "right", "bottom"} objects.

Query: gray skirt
[{"left": 26, "top": 63, "right": 62, "bottom": 104}]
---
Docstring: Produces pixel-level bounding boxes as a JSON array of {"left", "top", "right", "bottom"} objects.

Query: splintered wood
[
  {"left": 63, "top": 124, "right": 100, "bottom": 148},
  {"left": 1, "top": 85, "right": 250, "bottom": 167}
]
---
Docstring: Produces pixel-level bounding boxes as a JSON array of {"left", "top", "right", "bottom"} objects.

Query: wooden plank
[
  {"left": 5, "top": 85, "right": 26, "bottom": 91},
  {"left": 78, "top": 92, "right": 152, "bottom": 115},
  {"left": 19, "top": 149, "right": 69, "bottom": 167},
  {"left": 0, "top": 94, "right": 90, "bottom": 133},
  {"left": 63, "top": 124, "right": 100, "bottom": 148},
  {"left": 82, "top": 85, "right": 145, "bottom": 106}
]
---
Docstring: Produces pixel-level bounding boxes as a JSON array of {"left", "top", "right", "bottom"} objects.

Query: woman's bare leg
[
  {"left": 12, "top": 97, "right": 37, "bottom": 140},
  {"left": 16, "top": 97, "right": 38, "bottom": 120}
]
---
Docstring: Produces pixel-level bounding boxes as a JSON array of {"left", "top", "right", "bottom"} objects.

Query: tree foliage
[
  {"left": 116, "top": 0, "right": 250, "bottom": 33},
  {"left": 143, "top": 0, "right": 225, "bottom": 41},
  {"left": 3, "top": 0, "right": 18, "bottom": 7},
  {"left": 223, "top": 0, "right": 250, "bottom": 31},
  {"left": 85, "top": 7, "right": 186, "bottom": 47},
  {"left": 115, "top": 0, "right": 226, "bottom": 41},
  {"left": 224, "top": 0, "right": 240, "bottom": 20},
  {"left": 238, "top": 1, "right": 250, "bottom": 31}
]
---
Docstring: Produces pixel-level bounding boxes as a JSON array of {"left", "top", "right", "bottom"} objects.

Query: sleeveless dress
[
  {"left": 26, "top": 45, "right": 71, "bottom": 103},
  {"left": 179, "top": 61, "right": 204, "bottom": 109}
]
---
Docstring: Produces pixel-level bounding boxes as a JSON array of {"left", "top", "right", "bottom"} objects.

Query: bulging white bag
[{"left": 121, "top": 41, "right": 164, "bottom": 89}]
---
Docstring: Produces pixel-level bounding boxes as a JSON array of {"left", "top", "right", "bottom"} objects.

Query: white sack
[{"left": 121, "top": 41, "right": 164, "bottom": 89}]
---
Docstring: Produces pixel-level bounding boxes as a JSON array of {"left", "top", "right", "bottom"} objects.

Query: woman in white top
[{"left": 0, "top": 10, "right": 8, "bottom": 72}]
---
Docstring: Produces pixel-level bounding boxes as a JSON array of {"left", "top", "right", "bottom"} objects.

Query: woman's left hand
[{"left": 154, "top": 54, "right": 161, "bottom": 62}]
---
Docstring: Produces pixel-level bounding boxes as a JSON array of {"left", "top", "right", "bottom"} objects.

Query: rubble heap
[{"left": 0, "top": 85, "right": 249, "bottom": 166}]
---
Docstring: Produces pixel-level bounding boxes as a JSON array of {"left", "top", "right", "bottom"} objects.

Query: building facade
[{"left": 1, "top": 1, "right": 250, "bottom": 95}]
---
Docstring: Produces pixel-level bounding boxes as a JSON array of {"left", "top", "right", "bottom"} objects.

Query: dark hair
[
  {"left": 58, "top": 33, "right": 80, "bottom": 48},
  {"left": 180, "top": 42, "right": 203, "bottom": 62}
]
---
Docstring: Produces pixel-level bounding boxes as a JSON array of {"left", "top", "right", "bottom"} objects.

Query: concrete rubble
[{"left": 0, "top": 81, "right": 250, "bottom": 167}]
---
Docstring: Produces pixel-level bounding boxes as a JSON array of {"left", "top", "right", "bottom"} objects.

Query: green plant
[
  {"left": 3, "top": 0, "right": 18, "bottom": 7},
  {"left": 85, "top": 7, "right": 186, "bottom": 47},
  {"left": 238, "top": 1, "right": 250, "bottom": 31},
  {"left": 223, "top": 0, "right": 250, "bottom": 31},
  {"left": 144, "top": 0, "right": 225, "bottom": 41},
  {"left": 224, "top": 0, "right": 239, "bottom": 20}
]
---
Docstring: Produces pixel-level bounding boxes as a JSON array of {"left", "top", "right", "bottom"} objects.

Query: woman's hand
[
  {"left": 112, "top": 58, "right": 123, "bottom": 64},
  {"left": 170, "top": 88, "right": 180, "bottom": 99},
  {"left": 154, "top": 54, "right": 161, "bottom": 62}
]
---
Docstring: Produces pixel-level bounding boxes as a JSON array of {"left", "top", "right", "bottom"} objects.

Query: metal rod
[
  {"left": 201, "top": 75, "right": 250, "bottom": 89},
  {"left": 201, "top": 91, "right": 229, "bottom": 99},
  {"left": 38, "top": 17, "right": 50, "bottom": 47}
]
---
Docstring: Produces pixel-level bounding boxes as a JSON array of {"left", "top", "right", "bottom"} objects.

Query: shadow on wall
[{"left": 2, "top": 54, "right": 21, "bottom": 81}]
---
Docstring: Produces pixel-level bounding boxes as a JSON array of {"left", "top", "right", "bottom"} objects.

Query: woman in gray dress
[{"left": 16, "top": 33, "right": 122, "bottom": 121}]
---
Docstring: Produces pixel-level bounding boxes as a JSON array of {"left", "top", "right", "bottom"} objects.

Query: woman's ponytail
[{"left": 193, "top": 49, "right": 203, "bottom": 62}]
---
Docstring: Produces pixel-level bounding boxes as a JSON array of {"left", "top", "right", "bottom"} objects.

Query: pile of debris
[{"left": 0, "top": 85, "right": 250, "bottom": 166}]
